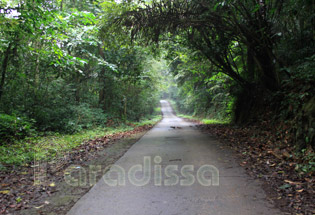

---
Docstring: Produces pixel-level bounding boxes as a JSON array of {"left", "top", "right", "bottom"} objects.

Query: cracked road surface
[{"left": 67, "top": 100, "right": 284, "bottom": 215}]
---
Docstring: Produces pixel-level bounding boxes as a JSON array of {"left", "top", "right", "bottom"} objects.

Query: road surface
[{"left": 67, "top": 100, "right": 284, "bottom": 215}]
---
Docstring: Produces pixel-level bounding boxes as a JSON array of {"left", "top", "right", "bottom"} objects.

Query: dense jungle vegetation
[
  {"left": 115, "top": 0, "right": 314, "bottom": 148},
  {"left": 0, "top": 0, "right": 314, "bottom": 164}
]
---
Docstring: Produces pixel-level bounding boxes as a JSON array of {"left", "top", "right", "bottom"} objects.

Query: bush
[
  {"left": 0, "top": 114, "right": 34, "bottom": 144},
  {"left": 74, "top": 104, "right": 108, "bottom": 126},
  {"left": 70, "top": 103, "right": 108, "bottom": 130},
  {"left": 32, "top": 103, "right": 108, "bottom": 134}
]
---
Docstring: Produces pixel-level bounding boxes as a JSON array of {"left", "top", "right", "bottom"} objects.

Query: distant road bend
[{"left": 67, "top": 100, "right": 284, "bottom": 215}]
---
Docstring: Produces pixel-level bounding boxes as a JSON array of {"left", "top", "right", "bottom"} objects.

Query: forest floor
[
  {"left": 0, "top": 123, "right": 158, "bottom": 215},
  {"left": 182, "top": 117, "right": 314, "bottom": 215}
]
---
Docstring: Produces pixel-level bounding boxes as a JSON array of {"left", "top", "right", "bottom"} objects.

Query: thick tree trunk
[
  {"left": 0, "top": 43, "right": 12, "bottom": 100},
  {"left": 247, "top": 45, "right": 255, "bottom": 81},
  {"left": 255, "top": 47, "right": 279, "bottom": 91}
]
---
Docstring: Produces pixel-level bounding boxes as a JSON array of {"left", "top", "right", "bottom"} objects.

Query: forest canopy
[{"left": 113, "top": 0, "right": 314, "bottom": 147}]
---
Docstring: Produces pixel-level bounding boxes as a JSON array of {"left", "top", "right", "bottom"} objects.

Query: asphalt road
[{"left": 67, "top": 100, "right": 284, "bottom": 215}]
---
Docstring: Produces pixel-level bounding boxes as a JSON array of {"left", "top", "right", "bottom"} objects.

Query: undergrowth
[
  {"left": 0, "top": 114, "right": 161, "bottom": 169},
  {"left": 168, "top": 100, "right": 229, "bottom": 124}
]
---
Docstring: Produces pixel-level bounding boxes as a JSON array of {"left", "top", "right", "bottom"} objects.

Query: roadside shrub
[
  {"left": 0, "top": 114, "right": 34, "bottom": 144},
  {"left": 33, "top": 103, "right": 108, "bottom": 134},
  {"left": 70, "top": 103, "right": 108, "bottom": 129},
  {"left": 278, "top": 56, "right": 315, "bottom": 149},
  {"left": 33, "top": 105, "right": 76, "bottom": 133}
]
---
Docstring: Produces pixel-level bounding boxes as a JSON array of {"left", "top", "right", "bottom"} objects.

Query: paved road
[{"left": 67, "top": 100, "right": 284, "bottom": 215}]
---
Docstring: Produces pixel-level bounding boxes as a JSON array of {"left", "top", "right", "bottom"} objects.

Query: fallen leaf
[
  {"left": 34, "top": 205, "right": 45, "bottom": 209},
  {"left": 0, "top": 190, "right": 10, "bottom": 195},
  {"left": 279, "top": 184, "right": 291, "bottom": 189},
  {"left": 284, "top": 180, "right": 302, "bottom": 185},
  {"left": 16, "top": 197, "right": 22, "bottom": 203}
]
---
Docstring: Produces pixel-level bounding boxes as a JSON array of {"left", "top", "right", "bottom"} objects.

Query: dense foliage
[
  {"left": 1, "top": 0, "right": 314, "bottom": 149},
  {"left": 0, "top": 2, "right": 314, "bottom": 214},
  {"left": 115, "top": 0, "right": 314, "bottom": 148},
  {"left": 0, "top": 0, "right": 162, "bottom": 143}
]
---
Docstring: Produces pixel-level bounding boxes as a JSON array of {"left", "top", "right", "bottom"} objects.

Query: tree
[
  {"left": 0, "top": 0, "right": 162, "bottom": 134},
  {"left": 112, "top": 0, "right": 313, "bottom": 120}
]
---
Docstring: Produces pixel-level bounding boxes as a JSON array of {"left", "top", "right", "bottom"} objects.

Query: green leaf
[{"left": 279, "top": 184, "right": 291, "bottom": 190}]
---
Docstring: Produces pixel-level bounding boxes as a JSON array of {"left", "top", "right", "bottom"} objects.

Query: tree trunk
[
  {"left": 247, "top": 45, "right": 255, "bottom": 81},
  {"left": 75, "top": 74, "right": 81, "bottom": 103},
  {"left": 124, "top": 96, "right": 127, "bottom": 121},
  {"left": 0, "top": 43, "right": 12, "bottom": 100},
  {"left": 98, "top": 44, "right": 107, "bottom": 111},
  {"left": 98, "top": 73, "right": 107, "bottom": 111},
  {"left": 255, "top": 47, "right": 279, "bottom": 91}
]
